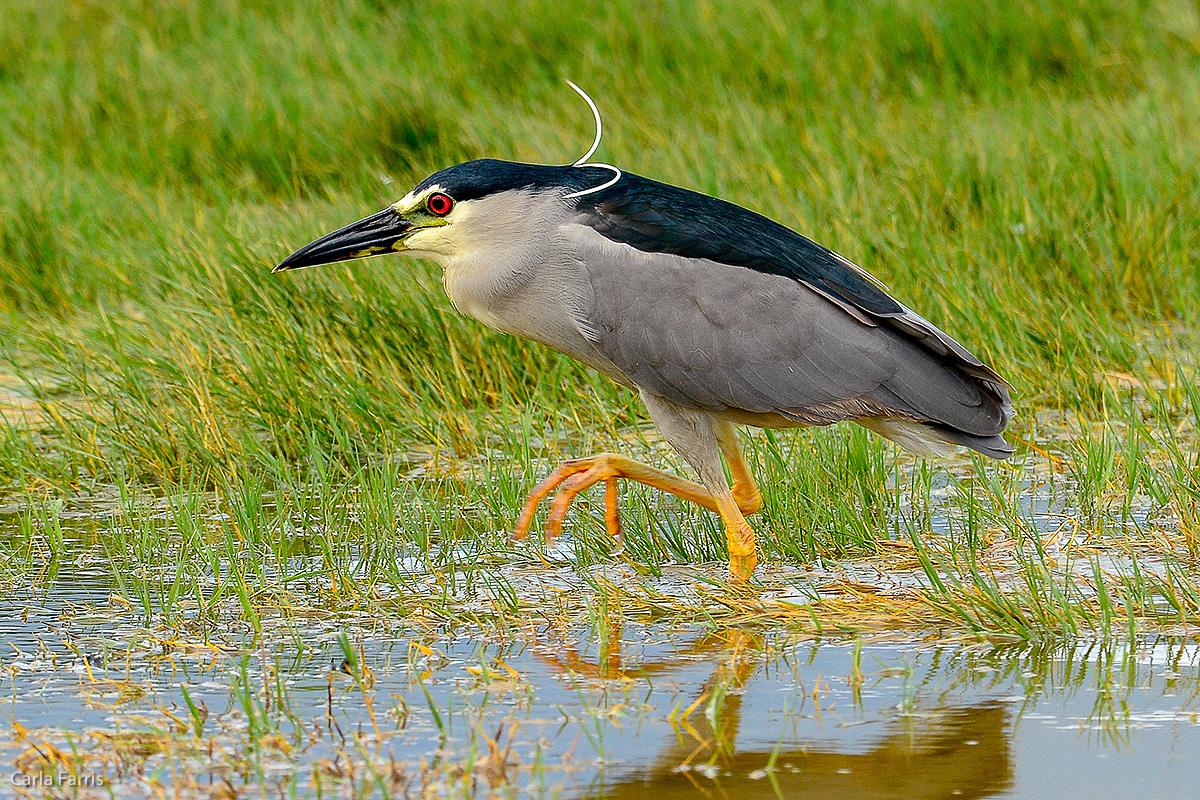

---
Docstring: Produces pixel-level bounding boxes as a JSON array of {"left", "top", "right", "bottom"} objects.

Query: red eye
[{"left": 427, "top": 192, "right": 453, "bottom": 216}]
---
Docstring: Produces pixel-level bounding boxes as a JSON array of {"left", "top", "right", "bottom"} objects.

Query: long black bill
[{"left": 273, "top": 207, "right": 413, "bottom": 272}]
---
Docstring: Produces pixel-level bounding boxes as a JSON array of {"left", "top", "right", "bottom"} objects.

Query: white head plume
[{"left": 562, "top": 81, "right": 622, "bottom": 199}]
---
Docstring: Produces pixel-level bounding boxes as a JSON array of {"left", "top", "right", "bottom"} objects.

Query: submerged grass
[{"left": 0, "top": 0, "right": 1199, "bottom": 644}]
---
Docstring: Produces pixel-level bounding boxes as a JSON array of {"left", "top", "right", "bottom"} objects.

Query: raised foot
[
  {"left": 512, "top": 453, "right": 629, "bottom": 545},
  {"left": 512, "top": 452, "right": 761, "bottom": 580}
]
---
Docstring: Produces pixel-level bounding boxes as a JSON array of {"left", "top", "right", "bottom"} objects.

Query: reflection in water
[
  {"left": 565, "top": 630, "right": 1013, "bottom": 800},
  {"left": 602, "top": 702, "right": 1011, "bottom": 799},
  {"left": 531, "top": 626, "right": 1011, "bottom": 798},
  {"left": 530, "top": 624, "right": 1194, "bottom": 800}
]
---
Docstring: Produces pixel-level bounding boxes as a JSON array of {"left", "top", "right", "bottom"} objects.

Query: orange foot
[
  {"left": 512, "top": 453, "right": 759, "bottom": 580},
  {"left": 725, "top": 520, "right": 757, "bottom": 580}
]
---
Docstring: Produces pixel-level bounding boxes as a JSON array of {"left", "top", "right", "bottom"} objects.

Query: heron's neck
[{"left": 441, "top": 249, "right": 538, "bottom": 332}]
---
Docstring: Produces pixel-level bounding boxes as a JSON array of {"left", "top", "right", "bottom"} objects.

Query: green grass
[{"left": 1, "top": 0, "right": 1199, "bottom": 638}]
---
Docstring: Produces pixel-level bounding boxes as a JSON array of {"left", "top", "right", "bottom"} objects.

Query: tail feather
[{"left": 858, "top": 416, "right": 1014, "bottom": 460}]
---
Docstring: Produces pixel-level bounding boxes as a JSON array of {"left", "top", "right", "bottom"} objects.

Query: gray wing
[{"left": 568, "top": 225, "right": 1010, "bottom": 439}]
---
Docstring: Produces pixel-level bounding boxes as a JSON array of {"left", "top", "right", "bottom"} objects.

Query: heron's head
[{"left": 273, "top": 159, "right": 614, "bottom": 272}]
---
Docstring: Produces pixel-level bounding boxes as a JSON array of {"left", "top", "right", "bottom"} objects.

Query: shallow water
[
  {"left": 0, "top": 449, "right": 1196, "bottom": 798},
  {"left": 2, "top": 558, "right": 1199, "bottom": 799}
]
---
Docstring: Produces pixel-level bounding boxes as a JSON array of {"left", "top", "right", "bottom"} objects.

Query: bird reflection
[
  {"left": 534, "top": 625, "right": 1014, "bottom": 800},
  {"left": 600, "top": 701, "right": 1012, "bottom": 800}
]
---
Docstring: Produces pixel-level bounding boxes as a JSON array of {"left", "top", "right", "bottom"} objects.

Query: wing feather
[{"left": 568, "top": 223, "right": 1012, "bottom": 440}]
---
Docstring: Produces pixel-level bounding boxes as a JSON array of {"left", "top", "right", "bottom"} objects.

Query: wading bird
[{"left": 275, "top": 87, "right": 1013, "bottom": 579}]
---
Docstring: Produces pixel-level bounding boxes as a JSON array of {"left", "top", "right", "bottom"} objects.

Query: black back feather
[{"left": 576, "top": 172, "right": 904, "bottom": 318}]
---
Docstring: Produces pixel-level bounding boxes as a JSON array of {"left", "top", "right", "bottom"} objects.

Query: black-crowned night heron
[{"left": 275, "top": 109, "right": 1013, "bottom": 579}]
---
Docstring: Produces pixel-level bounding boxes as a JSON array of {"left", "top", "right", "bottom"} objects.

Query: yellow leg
[
  {"left": 712, "top": 490, "right": 758, "bottom": 581},
  {"left": 604, "top": 478, "right": 623, "bottom": 550},
  {"left": 715, "top": 422, "right": 762, "bottom": 516},
  {"left": 512, "top": 448, "right": 760, "bottom": 581},
  {"left": 513, "top": 452, "right": 720, "bottom": 542}
]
